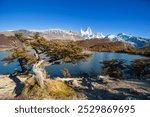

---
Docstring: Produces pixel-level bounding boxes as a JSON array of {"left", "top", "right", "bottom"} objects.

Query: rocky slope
[
  {"left": 0, "top": 75, "right": 149, "bottom": 100},
  {"left": 0, "top": 75, "right": 25, "bottom": 99},
  {"left": 0, "top": 34, "right": 23, "bottom": 51}
]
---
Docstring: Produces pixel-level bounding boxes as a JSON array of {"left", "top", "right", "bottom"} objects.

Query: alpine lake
[{"left": 0, "top": 52, "right": 147, "bottom": 78}]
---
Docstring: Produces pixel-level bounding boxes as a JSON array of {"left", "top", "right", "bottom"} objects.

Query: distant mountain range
[
  {"left": 0, "top": 27, "right": 150, "bottom": 48},
  {"left": 0, "top": 29, "right": 83, "bottom": 41},
  {"left": 105, "top": 33, "right": 150, "bottom": 48},
  {"left": 80, "top": 27, "right": 150, "bottom": 48}
]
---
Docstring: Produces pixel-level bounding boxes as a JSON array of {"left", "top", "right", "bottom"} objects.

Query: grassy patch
[
  {"left": 17, "top": 74, "right": 32, "bottom": 79},
  {"left": 20, "top": 78, "right": 76, "bottom": 100},
  {"left": 45, "top": 79, "right": 76, "bottom": 99}
]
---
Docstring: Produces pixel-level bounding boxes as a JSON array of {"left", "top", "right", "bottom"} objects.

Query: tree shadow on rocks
[
  {"left": 113, "top": 88, "right": 150, "bottom": 100},
  {"left": 9, "top": 74, "right": 25, "bottom": 97},
  {"left": 78, "top": 88, "right": 126, "bottom": 100}
]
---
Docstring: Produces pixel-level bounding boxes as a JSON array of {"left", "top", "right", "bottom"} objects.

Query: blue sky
[{"left": 0, "top": 0, "right": 150, "bottom": 38}]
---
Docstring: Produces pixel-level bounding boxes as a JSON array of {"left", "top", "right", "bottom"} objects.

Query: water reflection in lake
[{"left": 46, "top": 52, "right": 146, "bottom": 77}]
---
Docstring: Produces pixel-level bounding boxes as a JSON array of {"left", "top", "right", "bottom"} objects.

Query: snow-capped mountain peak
[
  {"left": 95, "top": 32, "right": 105, "bottom": 38},
  {"left": 80, "top": 27, "right": 92, "bottom": 36},
  {"left": 80, "top": 27, "right": 150, "bottom": 48},
  {"left": 105, "top": 34, "right": 125, "bottom": 42},
  {"left": 80, "top": 27, "right": 104, "bottom": 39},
  {"left": 85, "top": 27, "right": 93, "bottom": 35},
  {"left": 106, "top": 33, "right": 150, "bottom": 48},
  {"left": 105, "top": 34, "right": 117, "bottom": 39},
  {"left": 80, "top": 29, "right": 85, "bottom": 36}
]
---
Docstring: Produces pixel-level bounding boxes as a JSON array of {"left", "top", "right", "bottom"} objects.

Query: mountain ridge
[
  {"left": 0, "top": 27, "right": 150, "bottom": 48},
  {"left": 0, "top": 29, "right": 84, "bottom": 41},
  {"left": 80, "top": 27, "right": 150, "bottom": 48}
]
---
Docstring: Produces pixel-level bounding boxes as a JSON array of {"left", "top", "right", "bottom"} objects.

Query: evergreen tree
[{"left": 3, "top": 33, "right": 91, "bottom": 87}]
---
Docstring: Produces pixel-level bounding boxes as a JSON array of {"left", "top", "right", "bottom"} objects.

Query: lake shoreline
[
  {"left": 0, "top": 74, "right": 150, "bottom": 100},
  {"left": 0, "top": 48, "right": 149, "bottom": 57}
]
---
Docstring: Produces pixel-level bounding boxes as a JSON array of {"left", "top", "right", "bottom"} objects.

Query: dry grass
[
  {"left": 45, "top": 79, "right": 76, "bottom": 99},
  {"left": 20, "top": 78, "right": 77, "bottom": 100}
]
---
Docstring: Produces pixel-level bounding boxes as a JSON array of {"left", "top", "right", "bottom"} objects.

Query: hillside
[
  {"left": 76, "top": 39, "right": 150, "bottom": 56},
  {"left": 76, "top": 39, "right": 127, "bottom": 50},
  {"left": 0, "top": 29, "right": 83, "bottom": 41},
  {"left": 0, "top": 34, "right": 14, "bottom": 46},
  {"left": 0, "top": 34, "right": 23, "bottom": 51}
]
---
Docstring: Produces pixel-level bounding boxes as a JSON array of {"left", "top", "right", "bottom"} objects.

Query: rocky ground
[
  {"left": 0, "top": 75, "right": 150, "bottom": 100},
  {"left": 73, "top": 76, "right": 150, "bottom": 100},
  {"left": 0, "top": 75, "right": 26, "bottom": 99}
]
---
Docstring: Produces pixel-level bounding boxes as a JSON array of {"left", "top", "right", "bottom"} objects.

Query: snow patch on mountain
[{"left": 105, "top": 34, "right": 125, "bottom": 42}]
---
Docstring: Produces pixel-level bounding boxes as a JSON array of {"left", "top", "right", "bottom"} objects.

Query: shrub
[
  {"left": 100, "top": 59, "right": 125, "bottom": 79},
  {"left": 128, "top": 58, "right": 150, "bottom": 80},
  {"left": 62, "top": 68, "right": 71, "bottom": 78}
]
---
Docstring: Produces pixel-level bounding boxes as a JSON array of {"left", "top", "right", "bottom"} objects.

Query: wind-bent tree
[
  {"left": 3, "top": 33, "right": 34, "bottom": 75},
  {"left": 3, "top": 33, "right": 90, "bottom": 87}
]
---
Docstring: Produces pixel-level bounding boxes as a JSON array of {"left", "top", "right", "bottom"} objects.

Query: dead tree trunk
[
  {"left": 31, "top": 49, "right": 60, "bottom": 88},
  {"left": 32, "top": 49, "right": 47, "bottom": 88},
  {"left": 32, "top": 60, "right": 46, "bottom": 88}
]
